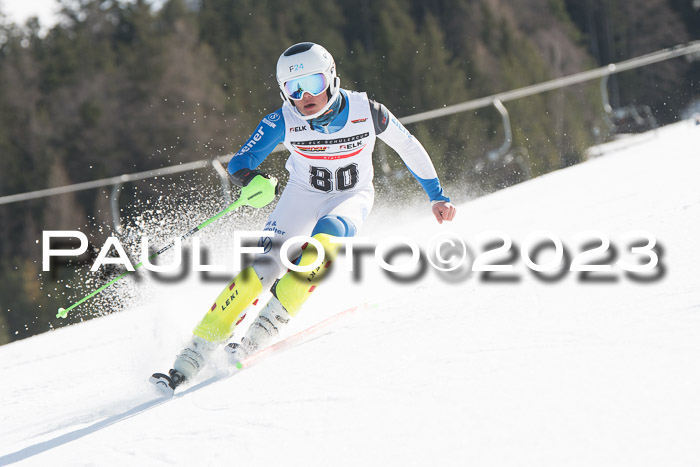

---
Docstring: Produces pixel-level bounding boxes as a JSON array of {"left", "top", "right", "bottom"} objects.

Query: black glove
[{"left": 229, "top": 168, "right": 279, "bottom": 195}]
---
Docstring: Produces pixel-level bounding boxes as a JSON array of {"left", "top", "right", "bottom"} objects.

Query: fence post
[
  {"left": 211, "top": 159, "right": 232, "bottom": 204},
  {"left": 110, "top": 182, "right": 124, "bottom": 235},
  {"left": 488, "top": 99, "right": 513, "bottom": 161}
]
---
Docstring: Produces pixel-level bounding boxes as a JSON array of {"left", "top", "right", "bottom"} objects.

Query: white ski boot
[
  {"left": 226, "top": 296, "right": 290, "bottom": 363},
  {"left": 173, "top": 335, "right": 217, "bottom": 380},
  {"left": 150, "top": 335, "right": 218, "bottom": 394}
]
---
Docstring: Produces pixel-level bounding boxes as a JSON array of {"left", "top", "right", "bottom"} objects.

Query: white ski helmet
[{"left": 276, "top": 42, "right": 340, "bottom": 120}]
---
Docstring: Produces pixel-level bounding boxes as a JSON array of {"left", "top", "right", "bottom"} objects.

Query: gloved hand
[{"left": 229, "top": 168, "right": 279, "bottom": 209}]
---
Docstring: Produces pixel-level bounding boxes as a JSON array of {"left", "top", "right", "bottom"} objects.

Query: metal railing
[
  {"left": 0, "top": 160, "right": 209, "bottom": 205},
  {"left": 2, "top": 40, "right": 698, "bottom": 223},
  {"left": 400, "top": 41, "right": 700, "bottom": 124}
]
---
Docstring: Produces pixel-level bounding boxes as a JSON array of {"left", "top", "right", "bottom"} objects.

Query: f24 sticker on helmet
[{"left": 288, "top": 63, "right": 304, "bottom": 72}]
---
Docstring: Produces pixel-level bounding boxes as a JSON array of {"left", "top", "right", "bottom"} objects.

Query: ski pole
[{"left": 56, "top": 197, "right": 248, "bottom": 319}]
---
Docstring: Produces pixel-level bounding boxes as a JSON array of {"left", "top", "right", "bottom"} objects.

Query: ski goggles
[{"left": 283, "top": 73, "right": 329, "bottom": 100}]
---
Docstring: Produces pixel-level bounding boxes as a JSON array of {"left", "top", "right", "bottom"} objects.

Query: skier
[{"left": 151, "top": 42, "right": 456, "bottom": 393}]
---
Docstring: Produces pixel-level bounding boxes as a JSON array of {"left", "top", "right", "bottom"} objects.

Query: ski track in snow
[{"left": 1, "top": 119, "right": 699, "bottom": 466}]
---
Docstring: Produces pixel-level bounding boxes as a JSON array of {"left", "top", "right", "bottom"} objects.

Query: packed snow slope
[{"left": 1, "top": 119, "right": 699, "bottom": 467}]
